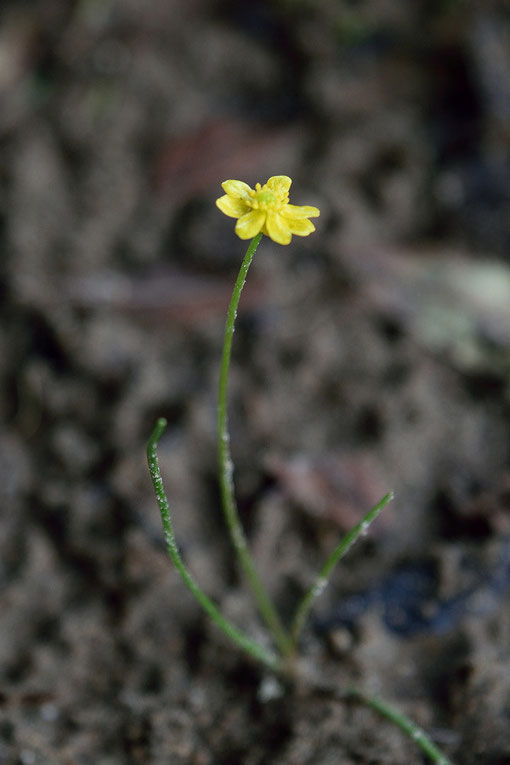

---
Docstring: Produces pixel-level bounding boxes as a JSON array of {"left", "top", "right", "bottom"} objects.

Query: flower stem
[
  {"left": 217, "top": 233, "right": 292, "bottom": 656},
  {"left": 147, "top": 417, "right": 280, "bottom": 673},
  {"left": 344, "top": 687, "right": 453, "bottom": 764},
  {"left": 290, "top": 492, "right": 394, "bottom": 648}
]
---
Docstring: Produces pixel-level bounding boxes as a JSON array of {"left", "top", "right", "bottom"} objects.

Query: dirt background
[{"left": 2, "top": 1, "right": 510, "bottom": 763}]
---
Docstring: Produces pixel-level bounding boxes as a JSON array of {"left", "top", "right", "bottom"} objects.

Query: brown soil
[{"left": 2, "top": 1, "right": 510, "bottom": 763}]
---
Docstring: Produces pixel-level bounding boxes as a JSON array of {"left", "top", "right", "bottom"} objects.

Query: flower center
[
  {"left": 256, "top": 190, "right": 275, "bottom": 208},
  {"left": 248, "top": 182, "right": 289, "bottom": 212}
]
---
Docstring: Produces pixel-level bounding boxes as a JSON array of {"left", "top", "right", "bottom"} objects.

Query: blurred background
[{"left": 1, "top": 1, "right": 510, "bottom": 763}]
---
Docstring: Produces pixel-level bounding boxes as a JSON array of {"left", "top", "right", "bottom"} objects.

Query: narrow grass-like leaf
[
  {"left": 345, "top": 687, "right": 453, "bottom": 765},
  {"left": 290, "top": 492, "right": 394, "bottom": 647},
  {"left": 147, "top": 417, "right": 280, "bottom": 672}
]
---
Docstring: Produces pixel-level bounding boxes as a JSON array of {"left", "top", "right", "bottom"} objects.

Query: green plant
[{"left": 147, "top": 176, "right": 452, "bottom": 764}]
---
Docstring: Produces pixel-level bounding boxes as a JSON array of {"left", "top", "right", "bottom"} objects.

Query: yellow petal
[
  {"left": 216, "top": 195, "right": 249, "bottom": 219},
  {"left": 235, "top": 210, "right": 266, "bottom": 239},
  {"left": 266, "top": 175, "right": 292, "bottom": 194},
  {"left": 265, "top": 211, "right": 292, "bottom": 245},
  {"left": 287, "top": 218, "right": 316, "bottom": 236},
  {"left": 281, "top": 204, "right": 320, "bottom": 219},
  {"left": 221, "top": 180, "right": 253, "bottom": 199}
]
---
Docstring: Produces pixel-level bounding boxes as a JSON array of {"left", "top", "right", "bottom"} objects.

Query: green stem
[
  {"left": 290, "top": 492, "right": 394, "bottom": 648},
  {"left": 147, "top": 417, "right": 280, "bottom": 673},
  {"left": 345, "top": 687, "right": 453, "bottom": 765},
  {"left": 217, "top": 233, "right": 292, "bottom": 656}
]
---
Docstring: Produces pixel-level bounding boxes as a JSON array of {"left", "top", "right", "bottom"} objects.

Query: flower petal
[
  {"left": 266, "top": 175, "right": 292, "bottom": 194},
  {"left": 265, "top": 211, "right": 292, "bottom": 245},
  {"left": 216, "top": 195, "right": 249, "bottom": 219},
  {"left": 235, "top": 210, "right": 266, "bottom": 239},
  {"left": 281, "top": 204, "right": 320, "bottom": 219},
  {"left": 287, "top": 218, "right": 316, "bottom": 236},
  {"left": 221, "top": 180, "right": 253, "bottom": 199}
]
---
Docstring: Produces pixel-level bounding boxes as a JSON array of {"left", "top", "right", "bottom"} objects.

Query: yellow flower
[{"left": 216, "top": 175, "right": 320, "bottom": 245}]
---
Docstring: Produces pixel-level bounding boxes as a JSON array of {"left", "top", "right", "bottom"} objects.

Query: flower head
[{"left": 216, "top": 175, "right": 320, "bottom": 245}]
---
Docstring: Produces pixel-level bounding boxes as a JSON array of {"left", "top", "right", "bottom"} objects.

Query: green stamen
[{"left": 256, "top": 190, "right": 276, "bottom": 207}]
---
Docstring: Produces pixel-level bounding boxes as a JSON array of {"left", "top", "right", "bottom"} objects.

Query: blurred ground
[{"left": 1, "top": 1, "right": 510, "bottom": 763}]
